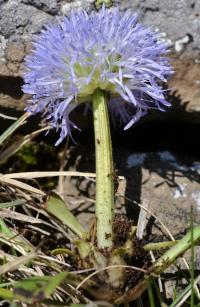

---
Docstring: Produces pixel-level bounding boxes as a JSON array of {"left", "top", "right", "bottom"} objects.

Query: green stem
[
  {"left": 115, "top": 226, "right": 200, "bottom": 304},
  {"left": 92, "top": 89, "right": 114, "bottom": 249},
  {"left": 143, "top": 240, "right": 178, "bottom": 251},
  {"left": 153, "top": 226, "right": 200, "bottom": 275}
]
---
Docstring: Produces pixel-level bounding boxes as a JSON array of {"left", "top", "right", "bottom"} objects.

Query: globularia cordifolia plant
[{"left": 23, "top": 6, "right": 173, "bottom": 249}]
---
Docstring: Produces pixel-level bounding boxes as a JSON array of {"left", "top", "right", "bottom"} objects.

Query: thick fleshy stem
[{"left": 92, "top": 89, "right": 114, "bottom": 249}]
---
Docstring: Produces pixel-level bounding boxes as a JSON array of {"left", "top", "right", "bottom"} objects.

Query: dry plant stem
[{"left": 92, "top": 89, "right": 114, "bottom": 249}]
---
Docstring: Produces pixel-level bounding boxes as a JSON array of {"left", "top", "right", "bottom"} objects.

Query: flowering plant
[
  {"left": 3, "top": 4, "right": 196, "bottom": 305},
  {"left": 23, "top": 6, "right": 172, "bottom": 250}
]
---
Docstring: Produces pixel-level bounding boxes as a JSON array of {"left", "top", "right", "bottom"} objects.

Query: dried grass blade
[
  {"left": 0, "top": 177, "right": 45, "bottom": 195},
  {"left": 0, "top": 113, "right": 17, "bottom": 120},
  {"left": 1, "top": 171, "right": 124, "bottom": 180},
  {"left": 136, "top": 198, "right": 149, "bottom": 239},
  {"left": 0, "top": 236, "right": 32, "bottom": 255},
  {"left": 1, "top": 171, "right": 96, "bottom": 179},
  {"left": 0, "top": 252, "right": 36, "bottom": 275},
  {"left": 0, "top": 208, "right": 44, "bottom": 224}
]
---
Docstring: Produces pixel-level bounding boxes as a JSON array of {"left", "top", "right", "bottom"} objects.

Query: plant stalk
[
  {"left": 92, "top": 89, "right": 114, "bottom": 249},
  {"left": 153, "top": 226, "right": 200, "bottom": 275},
  {"left": 115, "top": 226, "right": 200, "bottom": 304}
]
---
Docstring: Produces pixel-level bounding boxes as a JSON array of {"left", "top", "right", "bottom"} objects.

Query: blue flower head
[{"left": 22, "top": 6, "right": 173, "bottom": 145}]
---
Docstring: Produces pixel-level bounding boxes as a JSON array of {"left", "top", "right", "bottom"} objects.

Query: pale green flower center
[{"left": 73, "top": 56, "right": 119, "bottom": 100}]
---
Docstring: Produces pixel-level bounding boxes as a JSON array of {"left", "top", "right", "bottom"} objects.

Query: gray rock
[
  {"left": 123, "top": 150, "right": 200, "bottom": 237},
  {"left": 0, "top": 0, "right": 52, "bottom": 42},
  {"left": 116, "top": 0, "right": 200, "bottom": 53},
  {"left": 21, "top": 0, "right": 59, "bottom": 15},
  {"left": 61, "top": 0, "right": 94, "bottom": 14},
  {"left": 116, "top": 0, "right": 200, "bottom": 49},
  {"left": 0, "top": 35, "right": 7, "bottom": 62}
]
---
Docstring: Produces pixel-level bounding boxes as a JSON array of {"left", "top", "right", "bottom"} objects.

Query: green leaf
[
  {"left": 147, "top": 279, "right": 156, "bottom": 307},
  {"left": 45, "top": 192, "right": 85, "bottom": 238},
  {"left": 0, "top": 113, "right": 29, "bottom": 146},
  {"left": 0, "top": 199, "right": 26, "bottom": 209},
  {"left": 169, "top": 275, "right": 200, "bottom": 307},
  {"left": 0, "top": 218, "right": 13, "bottom": 238},
  {"left": 13, "top": 272, "right": 67, "bottom": 303},
  {"left": 50, "top": 248, "right": 74, "bottom": 256},
  {"left": 42, "top": 272, "right": 67, "bottom": 297},
  {"left": 153, "top": 226, "right": 200, "bottom": 274},
  {"left": 0, "top": 288, "right": 14, "bottom": 300}
]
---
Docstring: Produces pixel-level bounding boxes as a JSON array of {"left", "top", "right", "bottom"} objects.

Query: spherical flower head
[{"left": 22, "top": 6, "right": 173, "bottom": 145}]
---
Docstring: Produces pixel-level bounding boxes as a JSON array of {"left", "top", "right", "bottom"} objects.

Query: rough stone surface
[
  {"left": 21, "top": 0, "right": 60, "bottom": 15},
  {"left": 0, "top": 0, "right": 200, "bottom": 122},
  {"left": 169, "top": 57, "right": 200, "bottom": 119},
  {"left": 118, "top": 0, "right": 200, "bottom": 53},
  {"left": 61, "top": 0, "right": 94, "bottom": 14},
  {"left": 124, "top": 150, "right": 200, "bottom": 239},
  {"left": 6, "top": 42, "right": 25, "bottom": 62}
]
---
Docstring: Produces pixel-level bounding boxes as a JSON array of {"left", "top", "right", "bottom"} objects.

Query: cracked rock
[{"left": 22, "top": 0, "right": 60, "bottom": 15}]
